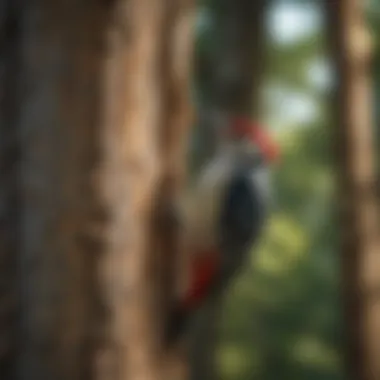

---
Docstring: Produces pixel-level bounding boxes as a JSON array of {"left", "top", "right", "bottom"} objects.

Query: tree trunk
[
  {"left": 154, "top": 0, "right": 195, "bottom": 379},
  {"left": 209, "top": 0, "right": 266, "bottom": 117},
  {"left": 188, "top": 1, "right": 267, "bottom": 379},
  {"left": 2, "top": 1, "right": 194, "bottom": 380},
  {"left": 17, "top": 2, "right": 164, "bottom": 379},
  {"left": 325, "top": 1, "right": 380, "bottom": 379}
]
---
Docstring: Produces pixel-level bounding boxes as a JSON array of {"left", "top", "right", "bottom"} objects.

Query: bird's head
[
  {"left": 228, "top": 116, "right": 280, "bottom": 168},
  {"left": 227, "top": 116, "right": 280, "bottom": 206}
]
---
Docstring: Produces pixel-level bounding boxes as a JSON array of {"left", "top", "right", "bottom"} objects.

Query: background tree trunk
[
  {"left": 188, "top": 1, "right": 268, "bottom": 379},
  {"left": 1, "top": 1, "right": 194, "bottom": 380},
  {"left": 325, "top": 1, "right": 380, "bottom": 379}
]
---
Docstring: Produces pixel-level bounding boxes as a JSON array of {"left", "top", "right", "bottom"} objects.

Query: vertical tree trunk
[
  {"left": 154, "top": 0, "right": 195, "bottom": 379},
  {"left": 3, "top": 1, "right": 194, "bottom": 380},
  {"left": 16, "top": 2, "right": 165, "bottom": 379},
  {"left": 325, "top": 1, "right": 380, "bottom": 379},
  {"left": 209, "top": 0, "right": 266, "bottom": 117},
  {"left": 156, "top": 0, "right": 195, "bottom": 331},
  {"left": 189, "top": 1, "right": 267, "bottom": 379}
]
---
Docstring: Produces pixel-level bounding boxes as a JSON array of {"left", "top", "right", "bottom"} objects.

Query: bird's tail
[{"left": 165, "top": 305, "right": 189, "bottom": 345}]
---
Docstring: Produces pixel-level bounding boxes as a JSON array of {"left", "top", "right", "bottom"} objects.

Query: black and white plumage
[{"left": 166, "top": 119, "right": 279, "bottom": 344}]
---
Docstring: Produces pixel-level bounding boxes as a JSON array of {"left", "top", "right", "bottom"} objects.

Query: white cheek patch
[{"left": 250, "top": 168, "right": 273, "bottom": 206}]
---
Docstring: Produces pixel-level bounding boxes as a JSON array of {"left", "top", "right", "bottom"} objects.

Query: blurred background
[{"left": 190, "top": 1, "right": 377, "bottom": 379}]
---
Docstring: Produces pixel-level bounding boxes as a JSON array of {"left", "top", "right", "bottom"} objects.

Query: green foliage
[
  {"left": 266, "top": 34, "right": 325, "bottom": 92},
  {"left": 218, "top": 122, "right": 343, "bottom": 380},
  {"left": 192, "top": 0, "right": 354, "bottom": 379}
]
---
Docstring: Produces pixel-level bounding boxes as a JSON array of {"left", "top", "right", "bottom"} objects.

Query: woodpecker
[{"left": 166, "top": 116, "right": 280, "bottom": 344}]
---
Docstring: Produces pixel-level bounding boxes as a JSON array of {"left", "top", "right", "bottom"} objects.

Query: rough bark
[
  {"left": 155, "top": 0, "right": 195, "bottom": 328},
  {"left": 325, "top": 1, "right": 380, "bottom": 379},
  {"left": 11, "top": 1, "right": 170, "bottom": 380},
  {"left": 154, "top": 0, "right": 195, "bottom": 379},
  {"left": 188, "top": 1, "right": 267, "bottom": 379}
]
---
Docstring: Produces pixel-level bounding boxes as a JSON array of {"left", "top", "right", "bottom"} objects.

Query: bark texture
[
  {"left": 2, "top": 1, "right": 194, "bottom": 380},
  {"left": 17, "top": 2, "right": 165, "bottom": 379},
  {"left": 154, "top": 0, "right": 195, "bottom": 379},
  {"left": 155, "top": 0, "right": 195, "bottom": 335},
  {"left": 325, "top": 1, "right": 380, "bottom": 379}
]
